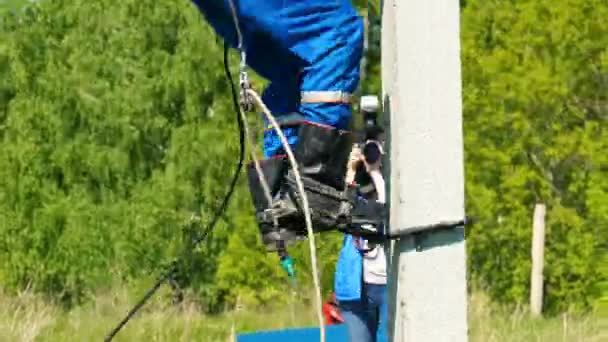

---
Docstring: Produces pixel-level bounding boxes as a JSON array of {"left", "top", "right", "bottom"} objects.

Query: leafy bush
[
  {"left": 0, "top": 0, "right": 606, "bottom": 315},
  {"left": 461, "top": 0, "right": 608, "bottom": 314}
]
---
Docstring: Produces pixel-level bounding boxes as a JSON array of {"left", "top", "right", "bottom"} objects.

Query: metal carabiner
[{"left": 238, "top": 50, "right": 255, "bottom": 112}]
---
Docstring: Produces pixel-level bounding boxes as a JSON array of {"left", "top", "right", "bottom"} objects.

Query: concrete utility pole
[{"left": 381, "top": 1, "right": 469, "bottom": 341}]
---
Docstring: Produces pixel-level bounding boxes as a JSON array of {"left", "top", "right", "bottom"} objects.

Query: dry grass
[
  {"left": 0, "top": 287, "right": 605, "bottom": 341},
  {"left": 468, "top": 292, "right": 606, "bottom": 342},
  {"left": 0, "top": 288, "right": 56, "bottom": 342}
]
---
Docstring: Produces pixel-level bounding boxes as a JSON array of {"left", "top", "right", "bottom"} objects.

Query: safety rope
[
  {"left": 223, "top": 43, "right": 314, "bottom": 342},
  {"left": 237, "top": 94, "right": 277, "bottom": 229},
  {"left": 225, "top": 0, "right": 325, "bottom": 340},
  {"left": 228, "top": 0, "right": 325, "bottom": 342},
  {"left": 245, "top": 88, "right": 326, "bottom": 342}
]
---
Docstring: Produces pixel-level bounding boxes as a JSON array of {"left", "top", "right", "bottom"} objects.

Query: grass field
[{"left": 1, "top": 288, "right": 606, "bottom": 342}]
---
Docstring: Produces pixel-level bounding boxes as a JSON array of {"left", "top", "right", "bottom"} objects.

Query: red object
[{"left": 322, "top": 301, "right": 344, "bottom": 325}]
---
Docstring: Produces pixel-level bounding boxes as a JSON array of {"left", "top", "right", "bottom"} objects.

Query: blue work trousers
[{"left": 339, "top": 283, "right": 388, "bottom": 342}]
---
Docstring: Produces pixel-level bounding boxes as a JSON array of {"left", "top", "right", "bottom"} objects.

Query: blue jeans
[{"left": 339, "top": 283, "right": 388, "bottom": 342}]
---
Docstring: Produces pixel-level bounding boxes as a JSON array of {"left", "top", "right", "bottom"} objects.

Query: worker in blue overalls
[
  {"left": 191, "top": 3, "right": 388, "bottom": 341},
  {"left": 191, "top": 0, "right": 385, "bottom": 249}
]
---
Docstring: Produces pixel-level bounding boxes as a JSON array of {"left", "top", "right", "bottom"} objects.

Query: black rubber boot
[
  {"left": 246, "top": 157, "right": 298, "bottom": 251},
  {"left": 249, "top": 121, "right": 387, "bottom": 242},
  {"left": 292, "top": 122, "right": 353, "bottom": 190},
  {"left": 261, "top": 121, "right": 355, "bottom": 234}
]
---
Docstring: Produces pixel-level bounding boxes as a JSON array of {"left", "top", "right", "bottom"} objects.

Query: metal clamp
[
  {"left": 342, "top": 217, "right": 473, "bottom": 245},
  {"left": 386, "top": 218, "right": 471, "bottom": 239}
]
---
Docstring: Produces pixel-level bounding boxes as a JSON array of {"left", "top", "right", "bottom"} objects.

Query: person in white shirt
[{"left": 336, "top": 120, "right": 388, "bottom": 342}]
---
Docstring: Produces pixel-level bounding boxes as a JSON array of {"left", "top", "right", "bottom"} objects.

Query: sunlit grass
[{"left": 0, "top": 288, "right": 605, "bottom": 341}]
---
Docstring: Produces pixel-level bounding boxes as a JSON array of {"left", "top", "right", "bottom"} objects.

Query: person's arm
[
  {"left": 345, "top": 145, "right": 363, "bottom": 185},
  {"left": 362, "top": 140, "right": 386, "bottom": 202}
]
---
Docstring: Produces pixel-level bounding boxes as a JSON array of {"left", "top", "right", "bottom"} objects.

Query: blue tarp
[
  {"left": 237, "top": 325, "right": 350, "bottom": 342},
  {"left": 237, "top": 324, "right": 389, "bottom": 342},
  {"left": 191, "top": 0, "right": 364, "bottom": 156}
]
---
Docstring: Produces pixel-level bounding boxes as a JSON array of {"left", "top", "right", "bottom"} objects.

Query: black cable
[{"left": 104, "top": 42, "right": 246, "bottom": 342}]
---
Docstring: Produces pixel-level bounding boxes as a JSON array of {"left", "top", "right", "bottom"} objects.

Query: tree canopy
[{"left": 0, "top": 0, "right": 606, "bottom": 314}]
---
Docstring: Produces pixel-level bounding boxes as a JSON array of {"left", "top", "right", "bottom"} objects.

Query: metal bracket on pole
[
  {"left": 343, "top": 216, "right": 474, "bottom": 246},
  {"left": 388, "top": 217, "right": 471, "bottom": 238}
]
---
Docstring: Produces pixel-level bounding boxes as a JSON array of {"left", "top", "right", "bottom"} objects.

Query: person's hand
[
  {"left": 345, "top": 144, "right": 364, "bottom": 184},
  {"left": 349, "top": 145, "right": 363, "bottom": 167}
]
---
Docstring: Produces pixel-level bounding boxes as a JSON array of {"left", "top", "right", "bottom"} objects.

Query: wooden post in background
[{"left": 530, "top": 203, "right": 546, "bottom": 316}]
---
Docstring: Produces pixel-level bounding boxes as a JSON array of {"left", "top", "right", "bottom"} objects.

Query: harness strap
[
  {"left": 265, "top": 112, "right": 305, "bottom": 127},
  {"left": 264, "top": 113, "right": 337, "bottom": 131}
]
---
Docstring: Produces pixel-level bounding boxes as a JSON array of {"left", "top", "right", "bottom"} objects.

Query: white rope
[
  {"left": 224, "top": 2, "right": 324, "bottom": 339},
  {"left": 226, "top": 0, "right": 244, "bottom": 51},
  {"left": 246, "top": 88, "right": 326, "bottom": 342},
  {"left": 238, "top": 105, "right": 278, "bottom": 229},
  {"left": 226, "top": 0, "right": 276, "bottom": 229}
]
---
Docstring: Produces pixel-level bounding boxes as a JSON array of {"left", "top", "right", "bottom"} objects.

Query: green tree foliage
[
  {"left": 1, "top": 0, "right": 606, "bottom": 316},
  {"left": 0, "top": 0, "right": 361, "bottom": 311},
  {"left": 0, "top": 0, "right": 28, "bottom": 14},
  {"left": 461, "top": 0, "right": 608, "bottom": 314},
  {"left": 0, "top": 0, "right": 290, "bottom": 308}
]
